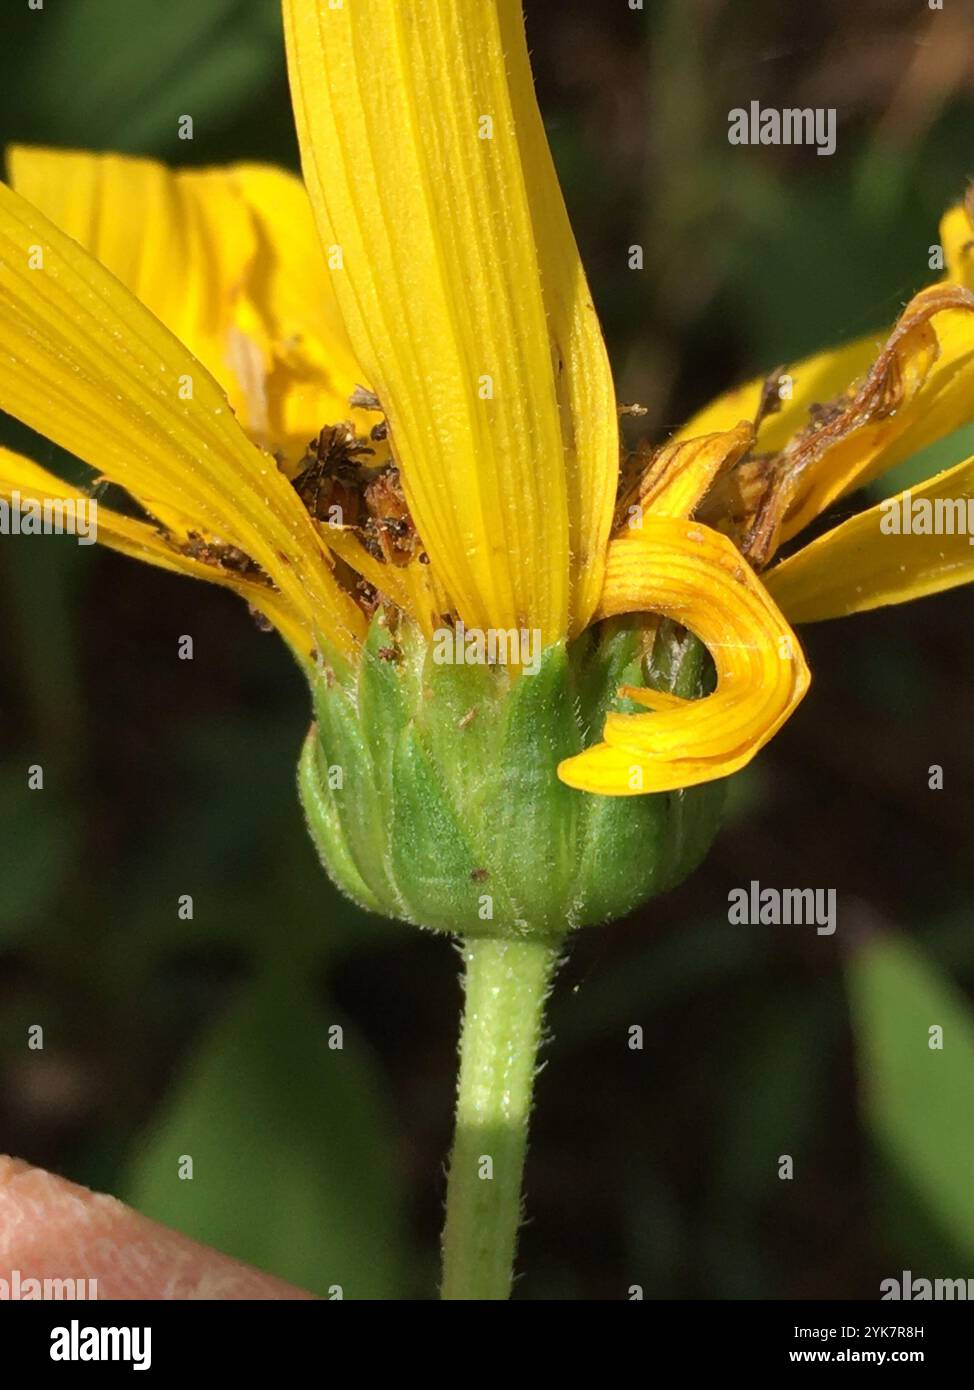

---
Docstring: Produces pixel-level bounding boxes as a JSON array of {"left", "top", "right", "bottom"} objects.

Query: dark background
[{"left": 1, "top": 0, "right": 973, "bottom": 1299}]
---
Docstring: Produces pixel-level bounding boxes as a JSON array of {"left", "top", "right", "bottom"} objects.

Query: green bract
[{"left": 299, "top": 613, "right": 725, "bottom": 936}]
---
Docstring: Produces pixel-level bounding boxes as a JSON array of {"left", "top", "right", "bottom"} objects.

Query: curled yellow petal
[
  {"left": 284, "top": 0, "right": 581, "bottom": 641},
  {"left": 765, "top": 453, "right": 974, "bottom": 623},
  {"left": 558, "top": 519, "right": 809, "bottom": 796}
]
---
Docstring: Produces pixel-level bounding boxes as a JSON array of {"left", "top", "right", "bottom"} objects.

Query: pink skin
[{"left": 0, "top": 1156, "right": 315, "bottom": 1300}]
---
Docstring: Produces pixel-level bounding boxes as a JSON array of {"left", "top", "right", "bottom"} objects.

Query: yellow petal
[
  {"left": 683, "top": 190, "right": 974, "bottom": 566},
  {"left": 771, "top": 285, "right": 974, "bottom": 551},
  {"left": 685, "top": 268, "right": 974, "bottom": 567},
  {"left": 0, "top": 447, "right": 314, "bottom": 660},
  {"left": 495, "top": 2, "right": 618, "bottom": 631},
  {"left": 558, "top": 519, "right": 809, "bottom": 796},
  {"left": 680, "top": 195, "right": 974, "bottom": 464},
  {"left": 227, "top": 162, "right": 380, "bottom": 464},
  {"left": 617, "top": 422, "right": 753, "bottom": 527},
  {"left": 7, "top": 145, "right": 257, "bottom": 415},
  {"left": 7, "top": 146, "right": 375, "bottom": 466},
  {"left": 0, "top": 177, "right": 365, "bottom": 655},
  {"left": 764, "top": 453, "right": 974, "bottom": 623},
  {"left": 941, "top": 197, "right": 974, "bottom": 290},
  {"left": 321, "top": 524, "right": 414, "bottom": 614},
  {"left": 284, "top": 0, "right": 580, "bottom": 641},
  {"left": 679, "top": 335, "right": 880, "bottom": 460}
]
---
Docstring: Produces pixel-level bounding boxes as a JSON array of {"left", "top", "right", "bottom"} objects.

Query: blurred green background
[{"left": 2, "top": 0, "right": 974, "bottom": 1299}]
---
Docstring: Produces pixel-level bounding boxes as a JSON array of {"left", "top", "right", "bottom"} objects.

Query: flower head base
[{"left": 300, "top": 611, "right": 724, "bottom": 935}]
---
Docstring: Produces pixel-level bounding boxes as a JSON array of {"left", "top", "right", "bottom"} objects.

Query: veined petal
[
  {"left": 7, "top": 147, "right": 375, "bottom": 466},
  {"left": 495, "top": 1, "right": 618, "bottom": 632},
  {"left": 558, "top": 519, "right": 809, "bottom": 796},
  {"left": 765, "top": 453, "right": 974, "bottom": 623},
  {"left": 7, "top": 145, "right": 258, "bottom": 417},
  {"left": 0, "top": 178, "right": 365, "bottom": 655},
  {"left": 0, "top": 447, "right": 314, "bottom": 660},
  {"left": 284, "top": 0, "right": 573, "bottom": 641}
]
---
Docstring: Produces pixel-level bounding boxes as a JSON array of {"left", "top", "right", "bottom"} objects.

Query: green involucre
[{"left": 298, "top": 612, "right": 725, "bottom": 935}]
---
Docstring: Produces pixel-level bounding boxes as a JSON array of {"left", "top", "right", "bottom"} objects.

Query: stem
[{"left": 440, "top": 934, "right": 560, "bottom": 1300}]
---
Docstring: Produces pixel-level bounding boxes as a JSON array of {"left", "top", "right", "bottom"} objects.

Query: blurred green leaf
[
  {"left": 715, "top": 991, "right": 840, "bottom": 1205},
  {"left": 0, "top": 770, "right": 78, "bottom": 939},
  {"left": 122, "top": 963, "right": 407, "bottom": 1298},
  {"left": 702, "top": 989, "right": 841, "bottom": 1298},
  {"left": 846, "top": 933, "right": 974, "bottom": 1259},
  {"left": 12, "top": 0, "right": 284, "bottom": 154}
]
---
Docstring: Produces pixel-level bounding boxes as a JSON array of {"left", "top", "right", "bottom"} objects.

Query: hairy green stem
[{"left": 440, "top": 934, "right": 560, "bottom": 1300}]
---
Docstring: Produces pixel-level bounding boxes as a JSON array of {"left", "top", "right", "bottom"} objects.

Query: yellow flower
[{"left": 1, "top": 0, "right": 972, "bottom": 803}]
